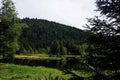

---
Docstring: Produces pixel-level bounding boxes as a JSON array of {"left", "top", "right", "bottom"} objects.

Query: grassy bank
[
  {"left": 15, "top": 54, "right": 61, "bottom": 60},
  {"left": 0, "top": 63, "right": 72, "bottom": 80}
]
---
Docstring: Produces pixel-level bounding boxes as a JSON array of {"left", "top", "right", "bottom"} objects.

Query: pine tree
[
  {"left": 49, "top": 40, "right": 60, "bottom": 57},
  {"left": 86, "top": 0, "right": 120, "bottom": 79},
  {"left": 60, "top": 42, "right": 67, "bottom": 55},
  {"left": 0, "top": 0, "right": 27, "bottom": 59}
]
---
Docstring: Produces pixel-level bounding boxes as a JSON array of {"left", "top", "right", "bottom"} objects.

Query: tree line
[
  {"left": 18, "top": 18, "right": 88, "bottom": 54},
  {"left": 0, "top": 0, "right": 89, "bottom": 57},
  {"left": 0, "top": 0, "right": 120, "bottom": 79}
]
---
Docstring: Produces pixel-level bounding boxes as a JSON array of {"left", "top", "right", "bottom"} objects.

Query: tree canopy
[{"left": 19, "top": 18, "right": 88, "bottom": 54}]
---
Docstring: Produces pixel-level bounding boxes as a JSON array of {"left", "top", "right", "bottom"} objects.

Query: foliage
[
  {"left": 49, "top": 40, "right": 87, "bottom": 56},
  {"left": 0, "top": 0, "right": 27, "bottom": 59},
  {"left": 60, "top": 43, "right": 67, "bottom": 56},
  {"left": 79, "top": 44, "right": 88, "bottom": 58},
  {"left": 86, "top": 0, "right": 120, "bottom": 79},
  {"left": 19, "top": 18, "right": 88, "bottom": 54},
  {"left": 49, "top": 40, "right": 60, "bottom": 56}
]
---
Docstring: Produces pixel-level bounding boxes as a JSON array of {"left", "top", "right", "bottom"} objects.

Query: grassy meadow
[
  {"left": 0, "top": 63, "right": 72, "bottom": 80},
  {"left": 0, "top": 54, "right": 95, "bottom": 80}
]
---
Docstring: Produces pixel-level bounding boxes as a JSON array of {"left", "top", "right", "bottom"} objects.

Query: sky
[{"left": 0, "top": 0, "right": 99, "bottom": 29}]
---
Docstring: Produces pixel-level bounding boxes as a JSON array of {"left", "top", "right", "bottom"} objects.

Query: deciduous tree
[{"left": 0, "top": 0, "right": 27, "bottom": 59}]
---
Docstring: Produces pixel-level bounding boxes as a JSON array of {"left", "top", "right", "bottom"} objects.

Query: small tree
[
  {"left": 80, "top": 44, "right": 88, "bottom": 57},
  {"left": 0, "top": 0, "right": 27, "bottom": 59},
  {"left": 60, "top": 42, "right": 67, "bottom": 55},
  {"left": 49, "top": 40, "right": 60, "bottom": 57}
]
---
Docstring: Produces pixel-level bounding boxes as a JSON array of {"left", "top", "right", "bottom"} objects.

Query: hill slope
[{"left": 18, "top": 18, "right": 88, "bottom": 54}]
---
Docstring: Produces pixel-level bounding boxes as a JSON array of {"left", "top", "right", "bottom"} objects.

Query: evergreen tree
[
  {"left": 80, "top": 44, "right": 88, "bottom": 57},
  {"left": 49, "top": 40, "right": 60, "bottom": 57},
  {"left": 0, "top": 0, "right": 27, "bottom": 59},
  {"left": 60, "top": 42, "right": 67, "bottom": 55},
  {"left": 19, "top": 18, "right": 88, "bottom": 54},
  {"left": 86, "top": 0, "right": 120, "bottom": 79}
]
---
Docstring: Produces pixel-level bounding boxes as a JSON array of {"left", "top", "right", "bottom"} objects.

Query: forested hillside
[{"left": 18, "top": 18, "right": 88, "bottom": 54}]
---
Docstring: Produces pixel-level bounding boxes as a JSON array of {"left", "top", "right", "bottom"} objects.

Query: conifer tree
[
  {"left": 49, "top": 40, "right": 60, "bottom": 57},
  {"left": 60, "top": 42, "right": 67, "bottom": 55},
  {"left": 86, "top": 0, "right": 120, "bottom": 79}
]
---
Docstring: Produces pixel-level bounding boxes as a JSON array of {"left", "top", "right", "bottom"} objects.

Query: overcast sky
[{"left": 1, "top": 0, "right": 99, "bottom": 29}]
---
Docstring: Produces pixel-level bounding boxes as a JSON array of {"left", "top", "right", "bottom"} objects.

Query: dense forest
[
  {"left": 0, "top": 0, "right": 120, "bottom": 80},
  {"left": 18, "top": 18, "right": 89, "bottom": 54}
]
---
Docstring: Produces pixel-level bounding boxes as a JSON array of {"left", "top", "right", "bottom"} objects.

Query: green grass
[{"left": 0, "top": 63, "right": 72, "bottom": 80}]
